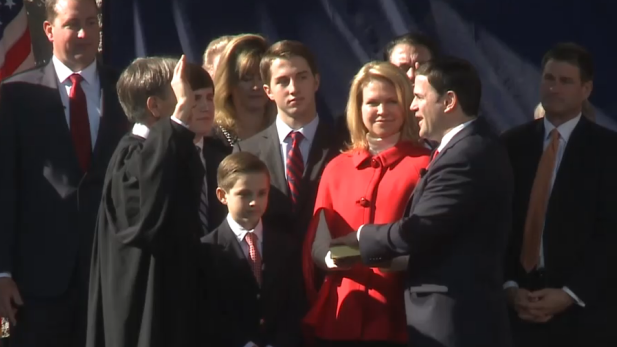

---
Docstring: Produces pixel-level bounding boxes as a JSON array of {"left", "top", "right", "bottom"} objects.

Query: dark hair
[
  {"left": 542, "top": 42, "right": 593, "bottom": 82},
  {"left": 417, "top": 57, "right": 482, "bottom": 117},
  {"left": 382, "top": 32, "right": 440, "bottom": 61},
  {"left": 183, "top": 62, "right": 214, "bottom": 93},
  {"left": 217, "top": 152, "right": 270, "bottom": 191},
  {"left": 46, "top": 0, "right": 98, "bottom": 22},
  {"left": 116, "top": 57, "right": 177, "bottom": 123},
  {"left": 260, "top": 40, "right": 319, "bottom": 85}
]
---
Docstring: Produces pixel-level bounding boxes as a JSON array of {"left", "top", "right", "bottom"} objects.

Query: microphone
[{"left": 419, "top": 168, "right": 428, "bottom": 177}]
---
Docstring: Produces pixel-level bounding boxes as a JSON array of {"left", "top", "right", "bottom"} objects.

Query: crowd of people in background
[{"left": 1, "top": 0, "right": 616, "bottom": 347}]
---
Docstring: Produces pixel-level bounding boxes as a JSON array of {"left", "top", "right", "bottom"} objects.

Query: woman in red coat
[{"left": 302, "top": 61, "right": 430, "bottom": 347}]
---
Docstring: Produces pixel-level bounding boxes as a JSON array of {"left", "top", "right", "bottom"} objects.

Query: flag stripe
[
  {"left": 0, "top": 5, "right": 29, "bottom": 67},
  {"left": 0, "top": 2, "right": 34, "bottom": 81},
  {"left": 0, "top": 28, "right": 32, "bottom": 78}
]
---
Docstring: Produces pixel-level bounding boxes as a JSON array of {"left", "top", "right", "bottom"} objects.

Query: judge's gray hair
[{"left": 116, "top": 57, "right": 177, "bottom": 123}]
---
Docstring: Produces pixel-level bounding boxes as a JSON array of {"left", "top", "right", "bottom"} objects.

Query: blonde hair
[
  {"left": 203, "top": 35, "right": 234, "bottom": 76},
  {"left": 214, "top": 34, "right": 274, "bottom": 136},
  {"left": 345, "top": 61, "right": 420, "bottom": 151}
]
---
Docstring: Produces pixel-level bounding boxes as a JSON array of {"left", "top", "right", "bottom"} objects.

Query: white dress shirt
[
  {"left": 53, "top": 56, "right": 101, "bottom": 148},
  {"left": 503, "top": 114, "right": 585, "bottom": 307},
  {"left": 435, "top": 118, "right": 476, "bottom": 154},
  {"left": 275, "top": 115, "right": 319, "bottom": 179},
  {"left": 227, "top": 214, "right": 263, "bottom": 259}
]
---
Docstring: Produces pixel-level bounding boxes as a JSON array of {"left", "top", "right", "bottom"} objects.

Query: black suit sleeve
[
  {"left": 0, "top": 85, "right": 18, "bottom": 273},
  {"left": 359, "top": 145, "right": 481, "bottom": 264},
  {"left": 107, "top": 118, "right": 196, "bottom": 249},
  {"left": 565, "top": 145, "right": 617, "bottom": 304}
]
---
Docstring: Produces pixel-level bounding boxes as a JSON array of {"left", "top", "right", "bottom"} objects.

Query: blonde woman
[
  {"left": 212, "top": 34, "right": 274, "bottom": 146},
  {"left": 302, "top": 61, "right": 430, "bottom": 346},
  {"left": 203, "top": 35, "right": 234, "bottom": 78}
]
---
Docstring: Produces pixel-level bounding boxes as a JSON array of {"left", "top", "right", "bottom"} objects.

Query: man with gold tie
[{"left": 502, "top": 42, "right": 617, "bottom": 347}]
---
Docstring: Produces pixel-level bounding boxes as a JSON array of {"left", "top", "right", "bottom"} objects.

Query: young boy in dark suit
[{"left": 201, "top": 152, "right": 303, "bottom": 347}]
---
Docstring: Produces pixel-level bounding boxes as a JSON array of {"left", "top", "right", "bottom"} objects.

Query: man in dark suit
[
  {"left": 502, "top": 43, "right": 617, "bottom": 347},
  {"left": 234, "top": 40, "right": 340, "bottom": 249},
  {"left": 333, "top": 57, "right": 514, "bottom": 347},
  {"left": 0, "top": 1, "right": 127, "bottom": 346}
]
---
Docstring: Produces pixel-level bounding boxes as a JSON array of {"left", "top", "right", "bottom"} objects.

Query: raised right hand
[
  {"left": 170, "top": 55, "right": 195, "bottom": 123},
  {"left": 0, "top": 278, "right": 22, "bottom": 326}
]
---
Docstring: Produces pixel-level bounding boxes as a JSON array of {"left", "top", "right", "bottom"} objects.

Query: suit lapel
[
  {"left": 262, "top": 124, "right": 289, "bottom": 197},
  {"left": 89, "top": 64, "right": 115, "bottom": 172},
  {"left": 261, "top": 226, "right": 278, "bottom": 295},
  {"left": 549, "top": 117, "right": 589, "bottom": 205},
  {"left": 218, "top": 221, "right": 260, "bottom": 289},
  {"left": 408, "top": 118, "right": 488, "bottom": 214}
]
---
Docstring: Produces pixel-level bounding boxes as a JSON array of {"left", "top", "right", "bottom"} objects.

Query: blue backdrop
[{"left": 102, "top": 0, "right": 617, "bottom": 131}]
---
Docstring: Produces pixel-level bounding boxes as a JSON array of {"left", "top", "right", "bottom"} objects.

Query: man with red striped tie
[
  {"left": 0, "top": 1, "right": 127, "bottom": 346},
  {"left": 234, "top": 39, "right": 343, "bottom": 323}
]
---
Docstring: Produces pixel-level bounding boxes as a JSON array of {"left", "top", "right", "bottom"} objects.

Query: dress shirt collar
[
  {"left": 437, "top": 118, "right": 476, "bottom": 153},
  {"left": 132, "top": 123, "right": 150, "bottom": 139},
  {"left": 53, "top": 55, "right": 98, "bottom": 86},
  {"left": 226, "top": 214, "right": 263, "bottom": 244},
  {"left": 275, "top": 114, "right": 320, "bottom": 144},
  {"left": 543, "top": 113, "right": 581, "bottom": 143},
  {"left": 195, "top": 137, "right": 204, "bottom": 151}
]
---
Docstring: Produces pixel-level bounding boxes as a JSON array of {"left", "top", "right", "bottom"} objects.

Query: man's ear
[
  {"left": 216, "top": 187, "right": 228, "bottom": 205},
  {"left": 263, "top": 84, "right": 275, "bottom": 101},
  {"left": 313, "top": 74, "right": 320, "bottom": 93},
  {"left": 443, "top": 91, "right": 457, "bottom": 114},
  {"left": 582, "top": 80, "right": 593, "bottom": 100},
  {"left": 43, "top": 21, "right": 53, "bottom": 42}
]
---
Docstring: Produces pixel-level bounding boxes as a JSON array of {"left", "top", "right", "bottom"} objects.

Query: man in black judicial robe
[{"left": 86, "top": 56, "right": 208, "bottom": 347}]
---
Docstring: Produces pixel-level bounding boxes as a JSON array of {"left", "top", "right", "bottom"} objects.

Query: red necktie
[
  {"left": 245, "top": 232, "right": 262, "bottom": 286},
  {"left": 286, "top": 131, "right": 305, "bottom": 207},
  {"left": 69, "top": 74, "right": 92, "bottom": 172}
]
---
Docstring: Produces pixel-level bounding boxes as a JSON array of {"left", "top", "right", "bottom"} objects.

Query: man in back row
[{"left": 503, "top": 42, "right": 617, "bottom": 347}]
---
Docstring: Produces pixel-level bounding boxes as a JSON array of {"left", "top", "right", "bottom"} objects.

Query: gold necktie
[{"left": 520, "top": 129, "right": 560, "bottom": 272}]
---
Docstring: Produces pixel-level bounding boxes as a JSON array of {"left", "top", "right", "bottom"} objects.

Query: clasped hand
[{"left": 507, "top": 287, "right": 574, "bottom": 323}]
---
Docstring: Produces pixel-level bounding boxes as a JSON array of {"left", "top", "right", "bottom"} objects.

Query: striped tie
[
  {"left": 196, "top": 146, "right": 209, "bottom": 233},
  {"left": 245, "top": 232, "right": 262, "bottom": 286},
  {"left": 286, "top": 131, "right": 305, "bottom": 208}
]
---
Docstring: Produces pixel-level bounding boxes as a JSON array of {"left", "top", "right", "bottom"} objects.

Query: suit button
[
  {"left": 357, "top": 197, "right": 370, "bottom": 207},
  {"left": 260, "top": 318, "right": 265, "bottom": 326},
  {"left": 371, "top": 159, "right": 380, "bottom": 168},
  {"left": 256, "top": 293, "right": 260, "bottom": 299}
]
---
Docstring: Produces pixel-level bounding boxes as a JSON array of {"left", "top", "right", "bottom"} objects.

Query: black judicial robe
[{"left": 85, "top": 118, "right": 205, "bottom": 347}]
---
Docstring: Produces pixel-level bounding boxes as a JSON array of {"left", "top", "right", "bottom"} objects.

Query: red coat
[{"left": 302, "top": 141, "right": 430, "bottom": 343}]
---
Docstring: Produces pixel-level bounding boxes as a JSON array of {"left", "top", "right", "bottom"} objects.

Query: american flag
[{"left": 0, "top": 0, "right": 35, "bottom": 81}]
